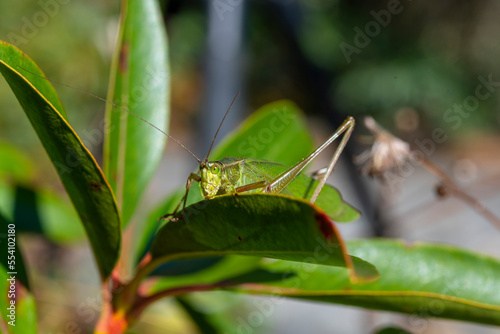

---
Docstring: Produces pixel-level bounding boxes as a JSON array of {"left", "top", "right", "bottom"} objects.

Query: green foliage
[
  {"left": 237, "top": 239, "right": 500, "bottom": 326},
  {"left": 150, "top": 194, "right": 378, "bottom": 283},
  {"left": 0, "top": 21, "right": 373, "bottom": 334},
  {"left": 0, "top": 41, "right": 121, "bottom": 280},
  {"left": 104, "top": 0, "right": 169, "bottom": 226},
  {"left": 1, "top": 1, "right": 500, "bottom": 332}
]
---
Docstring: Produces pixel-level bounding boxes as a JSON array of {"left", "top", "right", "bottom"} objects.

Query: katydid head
[{"left": 199, "top": 161, "right": 223, "bottom": 198}]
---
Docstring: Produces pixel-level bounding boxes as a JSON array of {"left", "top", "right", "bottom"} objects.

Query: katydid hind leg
[
  {"left": 310, "top": 117, "right": 355, "bottom": 203},
  {"left": 235, "top": 180, "right": 268, "bottom": 193},
  {"left": 265, "top": 117, "right": 355, "bottom": 203}
]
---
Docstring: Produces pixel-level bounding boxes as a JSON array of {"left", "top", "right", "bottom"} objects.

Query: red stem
[{"left": 127, "top": 282, "right": 232, "bottom": 321}]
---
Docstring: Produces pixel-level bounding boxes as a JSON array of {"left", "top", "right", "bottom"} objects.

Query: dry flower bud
[{"left": 356, "top": 117, "right": 411, "bottom": 178}]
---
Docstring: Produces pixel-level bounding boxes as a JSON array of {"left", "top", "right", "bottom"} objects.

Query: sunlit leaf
[
  {"left": 236, "top": 239, "right": 500, "bottom": 326},
  {"left": 150, "top": 194, "right": 378, "bottom": 283},
  {"left": 0, "top": 40, "right": 121, "bottom": 279},
  {"left": 104, "top": 0, "right": 169, "bottom": 225}
]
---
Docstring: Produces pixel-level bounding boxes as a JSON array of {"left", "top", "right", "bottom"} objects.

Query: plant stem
[
  {"left": 127, "top": 282, "right": 229, "bottom": 322},
  {"left": 419, "top": 157, "right": 500, "bottom": 230},
  {"left": 93, "top": 256, "right": 162, "bottom": 333},
  {"left": 95, "top": 280, "right": 128, "bottom": 334},
  {"left": 361, "top": 116, "right": 500, "bottom": 231}
]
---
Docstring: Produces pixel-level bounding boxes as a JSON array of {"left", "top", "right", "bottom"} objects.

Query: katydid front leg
[{"left": 160, "top": 172, "right": 200, "bottom": 221}]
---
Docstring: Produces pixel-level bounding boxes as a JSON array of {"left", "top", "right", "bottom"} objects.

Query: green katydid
[
  {"left": 19, "top": 68, "right": 355, "bottom": 221},
  {"left": 60, "top": 89, "right": 355, "bottom": 221},
  {"left": 160, "top": 94, "right": 356, "bottom": 221}
]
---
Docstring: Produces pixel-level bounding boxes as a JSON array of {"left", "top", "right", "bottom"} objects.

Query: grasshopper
[
  {"left": 19, "top": 68, "right": 355, "bottom": 221},
  {"left": 161, "top": 95, "right": 355, "bottom": 221},
  {"left": 90, "top": 92, "right": 355, "bottom": 221}
]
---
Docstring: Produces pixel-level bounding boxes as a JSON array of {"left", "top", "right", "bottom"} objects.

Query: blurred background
[{"left": 1, "top": 0, "right": 500, "bottom": 333}]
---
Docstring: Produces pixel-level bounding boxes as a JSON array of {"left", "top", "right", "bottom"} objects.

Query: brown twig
[
  {"left": 127, "top": 282, "right": 232, "bottom": 323},
  {"left": 419, "top": 157, "right": 500, "bottom": 230},
  {"left": 360, "top": 116, "right": 500, "bottom": 231}
]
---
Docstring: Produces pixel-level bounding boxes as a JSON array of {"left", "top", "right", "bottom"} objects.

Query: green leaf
[
  {"left": 103, "top": 0, "right": 169, "bottom": 225},
  {"left": 237, "top": 239, "right": 500, "bottom": 326},
  {"left": 150, "top": 194, "right": 378, "bottom": 283},
  {"left": 147, "top": 256, "right": 262, "bottom": 294},
  {"left": 0, "top": 40, "right": 121, "bottom": 280}
]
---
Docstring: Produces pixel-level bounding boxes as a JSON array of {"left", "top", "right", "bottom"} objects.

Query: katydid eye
[{"left": 212, "top": 165, "right": 220, "bottom": 173}]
